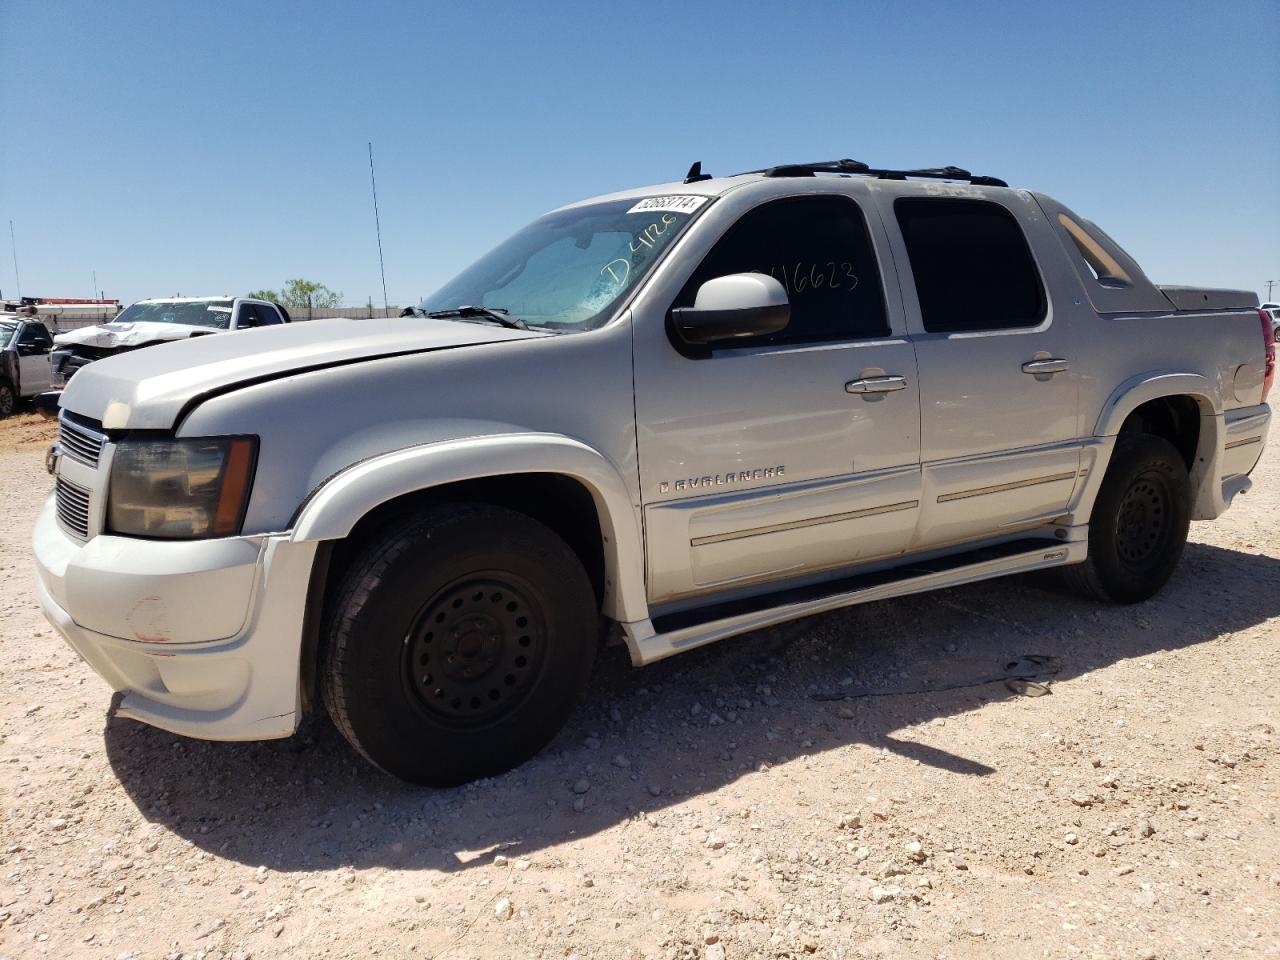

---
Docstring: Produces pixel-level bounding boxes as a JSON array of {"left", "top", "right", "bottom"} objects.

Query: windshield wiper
[{"left": 422, "top": 305, "right": 529, "bottom": 331}]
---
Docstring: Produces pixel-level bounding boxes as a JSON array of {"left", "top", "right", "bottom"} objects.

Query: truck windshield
[
  {"left": 419, "top": 196, "right": 711, "bottom": 331},
  {"left": 113, "top": 299, "right": 235, "bottom": 329}
]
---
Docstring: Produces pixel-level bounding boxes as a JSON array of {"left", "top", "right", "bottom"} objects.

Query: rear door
[
  {"left": 633, "top": 189, "right": 922, "bottom": 605},
  {"left": 884, "top": 193, "right": 1081, "bottom": 550}
]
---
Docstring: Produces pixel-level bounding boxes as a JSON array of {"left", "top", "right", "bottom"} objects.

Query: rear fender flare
[
  {"left": 289, "top": 432, "right": 647, "bottom": 623},
  {"left": 1093, "top": 371, "right": 1220, "bottom": 437},
  {"left": 1090, "top": 371, "right": 1223, "bottom": 519}
]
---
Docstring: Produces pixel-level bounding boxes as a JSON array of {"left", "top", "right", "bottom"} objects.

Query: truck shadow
[{"left": 102, "top": 540, "right": 1280, "bottom": 874}]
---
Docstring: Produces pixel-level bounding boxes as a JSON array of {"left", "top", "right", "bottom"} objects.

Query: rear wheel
[
  {"left": 0, "top": 381, "right": 14, "bottom": 418},
  {"left": 321, "top": 503, "right": 598, "bottom": 785},
  {"left": 1063, "top": 433, "right": 1191, "bottom": 603}
]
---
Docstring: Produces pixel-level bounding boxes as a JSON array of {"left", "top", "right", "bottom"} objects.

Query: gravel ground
[{"left": 2, "top": 423, "right": 1277, "bottom": 960}]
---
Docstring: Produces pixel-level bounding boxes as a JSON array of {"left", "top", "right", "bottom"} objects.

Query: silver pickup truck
[{"left": 32, "top": 159, "right": 1274, "bottom": 785}]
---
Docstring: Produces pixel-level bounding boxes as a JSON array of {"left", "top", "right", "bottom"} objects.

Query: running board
[{"left": 621, "top": 535, "right": 1087, "bottom": 666}]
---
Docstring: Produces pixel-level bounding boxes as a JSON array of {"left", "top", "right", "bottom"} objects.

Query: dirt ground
[
  {"left": 0, "top": 411, "right": 56, "bottom": 455},
  {"left": 1, "top": 426, "right": 1277, "bottom": 960}
]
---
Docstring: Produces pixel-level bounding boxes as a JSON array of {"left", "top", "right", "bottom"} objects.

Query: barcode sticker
[{"left": 626, "top": 195, "right": 710, "bottom": 215}]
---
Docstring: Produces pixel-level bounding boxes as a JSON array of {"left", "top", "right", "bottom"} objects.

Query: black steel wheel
[
  {"left": 1114, "top": 476, "right": 1170, "bottom": 566},
  {"left": 0, "top": 381, "right": 14, "bottom": 419},
  {"left": 404, "top": 575, "right": 548, "bottom": 726},
  {"left": 321, "top": 503, "right": 597, "bottom": 786},
  {"left": 1062, "top": 433, "right": 1191, "bottom": 604}
]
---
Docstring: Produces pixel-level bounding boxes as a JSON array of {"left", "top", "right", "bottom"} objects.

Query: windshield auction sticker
[{"left": 626, "top": 195, "right": 710, "bottom": 215}]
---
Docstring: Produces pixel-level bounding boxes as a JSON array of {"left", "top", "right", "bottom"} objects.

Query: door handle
[
  {"left": 1021, "top": 358, "right": 1069, "bottom": 376},
  {"left": 845, "top": 374, "right": 907, "bottom": 394}
]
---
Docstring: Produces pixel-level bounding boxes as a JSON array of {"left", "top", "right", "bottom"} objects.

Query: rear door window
[
  {"left": 895, "top": 198, "right": 1046, "bottom": 333},
  {"left": 674, "top": 195, "right": 889, "bottom": 347},
  {"left": 254, "top": 304, "right": 283, "bottom": 325}
]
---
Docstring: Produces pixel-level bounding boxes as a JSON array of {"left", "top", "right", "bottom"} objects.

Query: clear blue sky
[{"left": 2, "top": 0, "right": 1277, "bottom": 307}]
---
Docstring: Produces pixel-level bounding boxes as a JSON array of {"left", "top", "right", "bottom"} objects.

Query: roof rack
[{"left": 733, "top": 158, "right": 1007, "bottom": 188}]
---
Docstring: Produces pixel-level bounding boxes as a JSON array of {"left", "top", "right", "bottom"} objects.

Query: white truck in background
[
  {"left": 32, "top": 158, "right": 1273, "bottom": 786},
  {"left": 50, "top": 296, "right": 291, "bottom": 386}
]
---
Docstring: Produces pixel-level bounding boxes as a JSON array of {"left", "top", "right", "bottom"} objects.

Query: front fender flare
[{"left": 288, "top": 432, "right": 647, "bottom": 623}]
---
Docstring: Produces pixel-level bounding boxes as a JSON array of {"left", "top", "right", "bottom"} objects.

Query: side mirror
[{"left": 669, "top": 273, "right": 790, "bottom": 345}]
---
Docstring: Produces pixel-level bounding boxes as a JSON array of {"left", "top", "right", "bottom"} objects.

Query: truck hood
[
  {"left": 59, "top": 316, "right": 549, "bottom": 430},
  {"left": 53, "top": 320, "right": 213, "bottom": 349}
]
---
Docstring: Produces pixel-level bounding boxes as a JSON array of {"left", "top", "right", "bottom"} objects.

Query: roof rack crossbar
[{"left": 741, "top": 158, "right": 1007, "bottom": 188}]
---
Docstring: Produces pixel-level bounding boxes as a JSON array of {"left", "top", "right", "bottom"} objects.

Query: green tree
[
  {"left": 246, "top": 279, "right": 343, "bottom": 309},
  {"left": 280, "top": 278, "right": 343, "bottom": 309}
]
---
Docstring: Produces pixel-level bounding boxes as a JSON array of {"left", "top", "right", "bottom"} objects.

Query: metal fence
[{"left": 290, "top": 305, "right": 404, "bottom": 321}]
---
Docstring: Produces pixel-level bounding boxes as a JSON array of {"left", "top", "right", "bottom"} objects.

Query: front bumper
[{"left": 32, "top": 494, "right": 318, "bottom": 741}]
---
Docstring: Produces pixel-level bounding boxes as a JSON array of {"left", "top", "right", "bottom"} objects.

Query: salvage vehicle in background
[
  {"left": 0, "top": 315, "right": 54, "bottom": 417},
  {"left": 50, "top": 296, "right": 291, "bottom": 386},
  {"left": 33, "top": 158, "right": 1273, "bottom": 786},
  {"left": 1263, "top": 303, "right": 1280, "bottom": 342}
]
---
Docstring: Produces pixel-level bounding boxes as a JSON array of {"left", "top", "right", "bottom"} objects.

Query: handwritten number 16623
[{"left": 767, "top": 261, "right": 859, "bottom": 294}]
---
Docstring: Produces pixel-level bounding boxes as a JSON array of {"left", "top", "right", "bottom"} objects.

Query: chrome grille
[
  {"left": 59, "top": 416, "right": 107, "bottom": 468},
  {"left": 56, "top": 477, "right": 91, "bottom": 540}
]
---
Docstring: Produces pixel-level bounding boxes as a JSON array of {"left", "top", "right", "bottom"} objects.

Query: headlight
[{"left": 107, "top": 436, "right": 258, "bottom": 539}]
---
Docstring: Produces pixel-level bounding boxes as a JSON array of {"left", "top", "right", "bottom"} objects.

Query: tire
[
  {"left": 1063, "top": 433, "right": 1191, "bottom": 604},
  {"left": 321, "top": 503, "right": 598, "bottom": 786},
  {"left": 0, "top": 381, "right": 14, "bottom": 418}
]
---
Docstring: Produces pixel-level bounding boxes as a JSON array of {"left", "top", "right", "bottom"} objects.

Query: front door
[
  {"left": 633, "top": 191, "right": 922, "bottom": 606},
  {"left": 885, "top": 194, "right": 1081, "bottom": 550},
  {"left": 16, "top": 322, "right": 53, "bottom": 395}
]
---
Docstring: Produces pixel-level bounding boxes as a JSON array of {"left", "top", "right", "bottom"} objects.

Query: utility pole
[
  {"left": 368, "top": 142, "right": 389, "bottom": 313},
  {"left": 8, "top": 220, "right": 20, "bottom": 300},
  {"left": 1266, "top": 280, "right": 1277, "bottom": 303},
  {"left": 93, "top": 270, "right": 99, "bottom": 300}
]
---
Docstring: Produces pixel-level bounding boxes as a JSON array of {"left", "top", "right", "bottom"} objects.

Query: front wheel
[
  {"left": 1063, "top": 433, "right": 1191, "bottom": 604},
  {"left": 321, "top": 503, "right": 598, "bottom": 786},
  {"left": 0, "top": 381, "right": 15, "bottom": 418}
]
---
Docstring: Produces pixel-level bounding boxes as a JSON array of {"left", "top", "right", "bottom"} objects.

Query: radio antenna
[
  {"left": 8, "top": 220, "right": 20, "bottom": 300},
  {"left": 368, "top": 142, "right": 389, "bottom": 313}
]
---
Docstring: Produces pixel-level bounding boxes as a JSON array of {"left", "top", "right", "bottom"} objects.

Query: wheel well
[
  {"left": 298, "top": 473, "right": 609, "bottom": 712},
  {"left": 1119, "top": 395, "right": 1201, "bottom": 470},
  {"left": 337, "top": 473, "right": 606, "bottom": 600}
]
